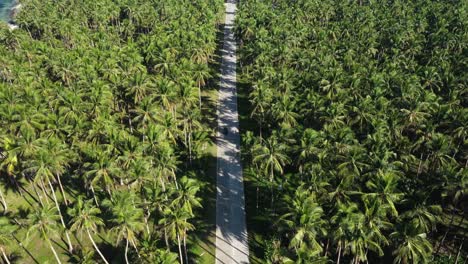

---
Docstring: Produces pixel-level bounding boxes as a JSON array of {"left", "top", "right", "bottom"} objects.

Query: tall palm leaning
[
  {"left": 26, "top": 205, "right": 63, "bottom": 264},
  {"left": 0, "top": 217, "right": 18, "bottom": 264},
  {"left": 25, "top": 145, "right": 74, "bottom": 253},
  {"left": 68, "top": 196, "right": 110, "bottom": 264}
]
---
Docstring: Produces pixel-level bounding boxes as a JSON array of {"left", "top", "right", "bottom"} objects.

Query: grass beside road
[{"left": 187, "top": 16, "right": 224, "bottom": 263}]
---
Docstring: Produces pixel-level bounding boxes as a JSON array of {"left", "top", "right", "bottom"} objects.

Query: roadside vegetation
[
  {"left": 0, "top": 0, "right": 223, "bottom": 263},
  {"left": 235, "top": 0, "right": 467, "bottom": 263}
]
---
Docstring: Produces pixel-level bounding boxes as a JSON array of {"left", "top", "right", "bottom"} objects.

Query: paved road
[{"left": 215, "top": 0, "right": 249, "bottom": 263}]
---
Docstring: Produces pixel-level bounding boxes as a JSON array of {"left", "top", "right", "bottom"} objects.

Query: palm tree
[
  {"left": 43, "top": 137, "right": 74, "bottom": 206},
  {"left": 68, "top": 196, "right": 110, "bottom": 264},
  {"left": 172, "top": 176, "right": 202, "bottom": 263},
  {"left": 249, "top": 82, "right": 273, "bottom": 139},
  {"left": 272, "top": 95, "right": 299, "bottom": 128},
  {"left": 84, "top": 150, "right": 119, "bottom": 200},
  {"left": 252, "top": 135, "right": 290, "bottom": 183},
  {"left": 154, "top": 144, "right": 180, "bottom": 190},
  {"left": 280, "top": 186, "right": 327, "bottom": 260},
  {"left": 191, "top": 63, "right": 211, "bottom": 109},
  {"left": 400, "top": 203, "right": 441, "bottom": 233},
  {"left": 26, "top": 205, "right": 63, "bottom": 264},
  {"left": 25, "top": 145, "right": 74, "bottom": 253},
  {"left": 0, "top": 217, "right": 18, "bottom": 264},
  {"left": 125, "top": 70, "right": 152, "bottom": 104},
  {"left": 159, "top": 205, "right": 194, "bottom": 264},
  {"left": 139, "top": 235, "right": 178, "bottom": 264},
  {"left": 361, "top": 199, "right": 391, "bottom": 261},
  {"left": 390, "top": 222, "right": 432, "bottom": 264},
  {"left": 252, "top": 135, "right": 290, "bottom": 210},
  {"left": 104, "top": 191, "right": 145, "bottom": 264},
  {"left": 362, "top": 170, "right": 403, "bottom": 217},
  {"left": 330, "top": 202, "right": 364, "bottom": 264}
]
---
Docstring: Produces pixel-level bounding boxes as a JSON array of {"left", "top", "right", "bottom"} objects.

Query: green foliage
[
  {"left": 0, "top": 0, "right": 223, "bottom": 262},
  {"left": 236, "top": 0, "right": 467, "bottom": 262}
]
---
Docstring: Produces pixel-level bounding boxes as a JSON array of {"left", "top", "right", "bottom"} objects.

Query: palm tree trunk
[
  {"left": 86, "top": 228, "right": 109, "bottom": 264},
  {"left": 130, "top": 239, "right": 140, "bottom": 259},
  {"left": 164, "top": 228, "right": 170, "bottom": 250},
  {"left": 198, "top": 83, "right": 202, "bottom": 109},
  {"left": 188, "top": 121, "right": 192, "bottom": 164},
  {"left": 455, "top": 237, "right": 464, "bottom": 264},
  {"left": 417, "top": 153, "right": 423, "bottom": 176},
  {"left": 127, "top": 105, "right": 134, "bottom": 133},
  {"left": 270, "top": 166, "right": 274, "bottom": 213},
  {"left": 337, "top": 244, "right": 342, "bottom": 264},
  {"left": 324, "top": 239, "right": 329, "bottom": 257},
  {"left": 143, "top": 204, "right": 151, "bottom": 235},
  {"left": 177, "top": 233, "right": 183, "bottom": 264},
  {"left": 46, "top": 236, "right": 62, "bottom": 264},
  {"left": 47, "top": 179, "right": 73, "bottom": 253},
  {"left": 0, "top": 188, "right": 7, "bottom": 211},
  {"left": 55, "top": 174, "right": 68, "bottom": 206},
  {"left": 172, "top": 170, "right": 179, "bottom": 190},
  {"left": 365, "top": 248, "right": 369, "bottom": 264},
  {"left": 125, "top": 239, "right": 130, "bottom": 264},
  {"left": 183, "top": 121, "right": 188, "bottom": 157},
  {"left": 39, "top": 178, "right": 51, "bottom": 206},
  {"left": 256, "top": 186, "right": 259, "bottom": 209},
  {"left": 436, "top": 212, "right": 456, "bottom": 254},
  {"left": 30, "top": 179, "right": 44, "bottom": 206},
  {"left": 1, "top": 247, "right": 10, "bottom": 264},
  {"left": 159, "top": 175, "right": 166, "bottom": 192},
  {"left": 89, "top": 184, "right": 99, "bottom": 207},
  {"left": 183, "top": 227, "right": 189, "bottom": 264}
]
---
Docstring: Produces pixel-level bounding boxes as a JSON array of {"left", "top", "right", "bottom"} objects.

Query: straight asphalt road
[{"left": 215, "top": 0, "right": 250, "bottom": 263}]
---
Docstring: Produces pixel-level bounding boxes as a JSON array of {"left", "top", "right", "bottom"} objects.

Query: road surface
[{"left": 215, "top": 0, "right": 250, "bottom": 263}]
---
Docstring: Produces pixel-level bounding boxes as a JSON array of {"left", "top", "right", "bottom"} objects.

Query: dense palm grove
[
  {"left": 0, "top": 0, "right": 223, "bottom": 263},
  {"left": 236, "top": 0, "right": 467, "bottom": 263}
]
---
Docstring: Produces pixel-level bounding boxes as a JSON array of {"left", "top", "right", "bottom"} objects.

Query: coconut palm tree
[
  {"left": 68, "top": 196, "right": 110, "bottom": 264},
  {"left": 26, "top": 205, "right": 63, "bottom": 264},
  {"left": 362, "top": 170, "right": 404, "bottom": 217},
  {"left": 172, "top": 176, "right": 202, "bottom": 263},
  {"left": 159, "top": 205, "right": 194, "bottom": 264},
  {"left": 390, "top": 222, "right": 433, "bottom": 264},
  {"left": 280, "top": 186, "right": 327, "bottom": 260},
  {"left": 25, "top": 144, "right": 74, "bottom": 253},
  {"left": 252, "top": 135, "right": 290, "bottom": 183},
  {"left": 104, "top": 191, "right": 145, "bottom": 264},
  {"left": 84, "top": 150, "right": 119, "bottom": 200}
]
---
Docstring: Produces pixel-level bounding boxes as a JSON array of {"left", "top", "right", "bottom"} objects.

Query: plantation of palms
[
  {"left": 0, "top": 0, "right": 223, "bottom": 263},
  {"left": 235, "top": 0, "right": 467, "bottom": 263}
]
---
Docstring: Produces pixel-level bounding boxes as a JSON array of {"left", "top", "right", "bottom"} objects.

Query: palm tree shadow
[
  {"left": 7, "top": 252, "right": 23, "bottom": 264},
  {"left": 95, "top": 234, "right": 124, "bottom": 263},
  {"left": 12, "top": 234, "right": 40, "bottom": 264},
  {"left": 51, "top": 238, "right": 68, "bottom": 252},
  {"left": 0, "top": 171, "right": 27, "bottom": 195}
]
